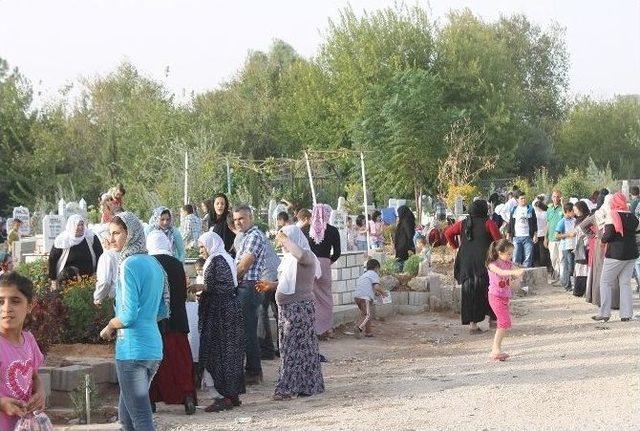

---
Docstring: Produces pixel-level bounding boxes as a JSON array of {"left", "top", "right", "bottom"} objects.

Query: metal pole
[
  {"left": 360, "top": 152, "right": 371, "bottom": 251},
  {"left": 183, "top": 151, "right": 189, "bottom": 205},
  {"left": 84, "top": 374, "right": 91, "bottom": 424},
  {"left": 226, "top": 158, "right": 232, "bottom": 195},
  {"left": 304, "top": 151, "right": 317, "bottom": 206}
]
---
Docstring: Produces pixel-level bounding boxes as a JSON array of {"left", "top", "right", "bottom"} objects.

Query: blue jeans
[
  {"left": 116, "top": 359, "right": 160, "bottom": 431},
  {"left": 562, "top": 249, "right": 575, "bottom": 288},
  {"left": 512, "top": 236, "right": 534, "bottom": 268},
  {"left": 238, "top": 281, "right": 263, "bottom": 375}
]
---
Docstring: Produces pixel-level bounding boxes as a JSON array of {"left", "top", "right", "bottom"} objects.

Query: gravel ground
[{"left": 154, "top": 283, "right": 640, "bottom": 431}]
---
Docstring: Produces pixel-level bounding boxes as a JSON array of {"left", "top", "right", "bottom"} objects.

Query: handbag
[
  {"left": 574, "top": 235, "right": 588, "bottom": 264},
  {"left": 13, "top": 412, "right": 54, "bottom": 431}
]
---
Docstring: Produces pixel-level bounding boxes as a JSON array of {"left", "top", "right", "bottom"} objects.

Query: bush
[
  {"left": 445, "top": 184, "right": 479, "bottom": 210},
  {"left": 555, "top": 168, "right": 592, "bottom": 199},
  {"left": 403, "top": 254, "right": 422, "bottom": 276},
  {"left": 530, "top": 167, "right": 554, "bottom": 198},
  {"left": 380, "top": 259, "right": 399, "bottom": 276},
  {"left": 16, "top": 259, "right": 50, "bottom": 296},
  {"left": 28, "top": 291, "right": 67, "bottom": 354},
  {"left": 61, "top": 276, "right": 114, "bottom": 343},
  {"left": 509, "top": 177, "right": 532, "bottom": 199}
]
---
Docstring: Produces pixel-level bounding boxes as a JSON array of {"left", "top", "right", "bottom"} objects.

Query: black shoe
[
  {"left": 591, "top": 315, "right": 610, "bottom": 322},
  {"left": 621, "top": 317, "right": 632, "bottom": 322},
  {"left": 150, "top": 401, "right": 156, "bottom": 413},
  {"left": 318, "top": 354, "right": 328, "bottom": 363},
  {"left": 184, "top": 396, "right": 196, "bottom": 415},
  {"left": 274, "top": 350, "right": 280, "bottom": 358}
]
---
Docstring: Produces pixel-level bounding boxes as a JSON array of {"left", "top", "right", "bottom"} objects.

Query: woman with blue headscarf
[{"left": 145, "top": 206, "right": 186, "bottom": 262}]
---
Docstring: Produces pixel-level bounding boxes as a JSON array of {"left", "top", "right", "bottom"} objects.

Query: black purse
[{"left": 574, "top": 235, "right": 588, "bottom": 264}]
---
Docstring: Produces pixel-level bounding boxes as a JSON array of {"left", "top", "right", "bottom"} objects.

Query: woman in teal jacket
[
  {"left": 145, "top": 206, "right": 186, "bottom": 262},
  {"left": 100, "top": 212, "right": 168, "bottom": 430}
]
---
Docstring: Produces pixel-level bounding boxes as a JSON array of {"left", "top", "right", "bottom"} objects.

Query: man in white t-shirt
[{"left": 507, "top": 192, "right": 538, "bottom": 267}]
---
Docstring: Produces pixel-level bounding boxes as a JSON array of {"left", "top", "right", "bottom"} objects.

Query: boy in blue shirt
[{"left": 555, "top": 203, "right": 576, "bottom": 292}]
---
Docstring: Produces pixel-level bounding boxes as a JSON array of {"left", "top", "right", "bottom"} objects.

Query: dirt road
[{"left": 154, "top": 283, "right": 640, "bottom": 431}]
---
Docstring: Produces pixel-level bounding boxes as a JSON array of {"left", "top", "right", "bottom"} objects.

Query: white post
[
  {"left": 304, "top": 151, "right": 317, "bottom": 206},
  {"left": 360, "top": 152, "right": 371, "bottom": 251},
  {"left": 183, "top": 151, "right": 189, "bottom": 205},
  {"left": 226, "top": 159, "right": 232, "bottom": 195}
]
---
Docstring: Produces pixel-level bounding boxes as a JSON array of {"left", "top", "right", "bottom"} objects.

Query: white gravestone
[
  {"left": 454, "top": 196, "right": 464, "bottom": 216},
  {"left": 58, "top": 198, "right": 66, "bottom": 216},
  {"left": 12, "top": 206, "right": 31, "bottom": 236},
  {"left": 267, "top": 200, "right": 277, "bottom": 231},
  {"left": 43, "top": 214, "right": 65, "bottom": 253},
  {"left": 330, "top": 197, "right": 348, "bottom": 252}
]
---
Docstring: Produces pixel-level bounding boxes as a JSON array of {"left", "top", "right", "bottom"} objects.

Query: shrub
[
  {"left": 555, "top": 168, "right": 592, "bottom": 199},
  {"left": 445, "top": 184, "right": 479, "bottom": 210},
  {"left": 380, "top": 259, "right": 398, "bottom": 276},
  {"left": 61, "top": 276, "right": 114, "bottom": 343},
  {"left": 403, "top": 254, "right": 422, "bottom": 276},
  {"left": 28, "top": 291, "right": 67, "bottom": 354},
  {"left": 16, "top": 259, "right": 50, "bottom": 296},
  {"left": 530, "top": 167, "right": 554, "bottom": 198},
  {"left": 509, "top": 177, "right": 532, "bottom": 198}
]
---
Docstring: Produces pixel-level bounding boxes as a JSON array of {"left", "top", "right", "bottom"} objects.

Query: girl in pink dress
[
  {"left": 486, "top": 239, "right": 524, "bottom": 361},
  {"left": 0, "top": 272, "right": 46, "bottom": 430}
]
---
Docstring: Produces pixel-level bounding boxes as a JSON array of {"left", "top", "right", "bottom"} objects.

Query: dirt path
[{"left": 154, "top": 283, "right": 640, "bottom": 431}]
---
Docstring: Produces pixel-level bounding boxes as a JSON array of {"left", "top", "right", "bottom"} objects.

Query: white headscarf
[
  {"left": 595, "top": 194, "right": 614, "bottom": 228},
  {"left": 54, "top": 214, "right": 94, "bottom": 249},
  {"left": 277, "top": 225, "right": 321, "bottom": 295},
  {"left": 199, "top": 231, "right": 238, "bottom": 287},
  {"left": 146, "top": 230, "right": 172, "bottom": 256}
]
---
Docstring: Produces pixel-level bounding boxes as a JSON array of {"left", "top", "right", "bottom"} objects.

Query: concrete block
[
  {"left": 346, "top": 255, "right": 356, "bottom": 267},
  {"left": 354, "top": 252, "right": 365, "bottom": 266},
  {"left": 391, "top": 291, "right": 409, "bottom": 305},
  {"left": 332, "top": 268, "right": 341, "bottom": 281},
  {"left": 380, "top": 275, "right": 399, "bottom": 290},
  {"left": 341, "top": 268, "right": 351, "bottom": 280},
  {"left": 342, "top": 292, "right": 353, "bottom": 304},
  {"left": 336, "top": 256, "right": 347, "bottom": 268},
  {"left": 346, "top": 278, "right": 356, "bottom": 291},
  {"left": 409, "top": 291, "right": 429, "bottom": 306},
  {"left": 522, "top": 267, "right": 547, "bottom": 294},
  {"left": 351, "top": 266, "right": 363, "bottom": 278},
  {"left": 38, "top": 371, "right": 51, "bottom": 397},
  {"left": 427, "top": 273, "right": 443, "bottom": 293},
  {"left": 332, "top": 304, "right": 359, "bottom": 327},
  {"left": 333, "top": 293, "right": 341, "bottom": 306},
  {"left": 80, "top": 361, "right": 113, "bottom": 384},
  {"left": 374, "top": 303, "right": 395, "bottom": 319},
  {"left": 333, "top": 280, "right": 347, "bottom": 293},
  {"left": 452, "top": 285, "right": 462, "bottom": 313},
  {"left": 50, "top": 365, "right": 93, "bottom": 392},
  {"left": 408, "top": 276, "right": 428, "bottom": 292},
  {"left": 396, "top": 305, "right": 426, "bottom": 315}
]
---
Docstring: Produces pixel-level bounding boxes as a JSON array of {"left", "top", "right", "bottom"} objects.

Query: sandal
[
  {"left": 205, "top": 398, "right": 233, "bottom": 412},
  {"left": 490, "top": 352, "right": 509, "bottom": 362},
  {"left": 272, "top": 394, "right": 293, "bottom": 401}
]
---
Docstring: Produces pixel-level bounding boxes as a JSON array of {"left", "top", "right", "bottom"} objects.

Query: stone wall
[{"left": 330, "top": 251, "right": 366, "bottom": 306}]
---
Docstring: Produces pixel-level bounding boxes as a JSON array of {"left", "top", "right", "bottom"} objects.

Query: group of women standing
[{"left": 442, "top": 189, "right": 639, "bottom": 334}]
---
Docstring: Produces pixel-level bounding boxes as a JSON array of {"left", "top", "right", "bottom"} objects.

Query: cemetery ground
[{"left": 110, "top": 281, "right": 640, "bottom": 431}]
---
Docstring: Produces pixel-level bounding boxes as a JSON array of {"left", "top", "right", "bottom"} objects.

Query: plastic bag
[{"left": 13, "top": 412, "right": 54, "bottom": 431}]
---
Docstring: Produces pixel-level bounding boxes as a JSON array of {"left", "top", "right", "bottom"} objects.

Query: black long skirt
[{"left": 460, "top": 275, "right": 496, "bottom": 325}]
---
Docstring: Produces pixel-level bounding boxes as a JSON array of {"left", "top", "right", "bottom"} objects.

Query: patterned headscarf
[
  {"left": 148, "top": 206, "right": 174, "bottom": 234},
  {"left": 116, "top": 212, "right": 148, "bottom": 264},
  {"left": 309, "top": 203, "right": 332, "bottom": 245}
]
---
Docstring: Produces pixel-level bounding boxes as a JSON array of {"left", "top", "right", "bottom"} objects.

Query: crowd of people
[{"left": 0, "top": 183, "right": 638, "bottom": 429}]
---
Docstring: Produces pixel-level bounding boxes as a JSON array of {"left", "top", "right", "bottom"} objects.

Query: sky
[{"left": 0, "top": 0, "right": 638, "bottom": 105}]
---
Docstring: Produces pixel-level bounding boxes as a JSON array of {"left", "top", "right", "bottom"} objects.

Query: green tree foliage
[{"left": 554, "top": 96, "right": 640, "bottom": 178}]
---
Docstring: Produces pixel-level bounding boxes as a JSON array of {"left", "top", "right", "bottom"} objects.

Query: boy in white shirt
[
  {"left": 354, "top": 259, "right": 386, "bottom": 338},
  {"left": 555, "top": 203, "right": 577, "bottom": 292}
]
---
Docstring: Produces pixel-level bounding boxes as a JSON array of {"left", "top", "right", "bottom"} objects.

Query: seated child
[{"left": 354, "top": 259, "right": 386, "bottom": 338}]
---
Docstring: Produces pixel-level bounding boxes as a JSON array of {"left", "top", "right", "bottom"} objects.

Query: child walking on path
[
  {"left": 354, "top": 259, "right": 386, "bottom": 338},
  {"left": 486, "top": 240, "right": 524, "bottom": 361},
  {"left": 0, "top": 272, "right": 48, "bottom": 430}
]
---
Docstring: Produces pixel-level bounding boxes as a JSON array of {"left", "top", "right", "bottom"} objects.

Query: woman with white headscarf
[
  {"left": 145, "top": 206, "right": 186, "bottom": 263},
  {"left": 99, "top": 212, "right": 168, "bottom": 431},
  {"left": 197, "top": 231, "right": 245, "bottom": 412},
  {"left": 48, "top": 214, "right": 103, "bottom": 288},
  {"left": 301, "top": 203, "right": 341, "bottom": 339},
  {"left": 257, "top": 225, "right": 324, "bottom": 401},
  {"left": 146, "top": 231, "right": 196, "bottom": 415}
]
